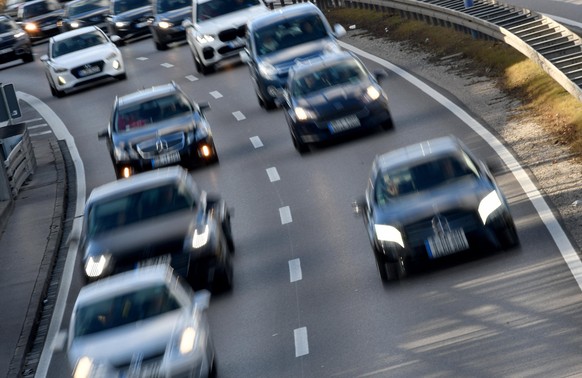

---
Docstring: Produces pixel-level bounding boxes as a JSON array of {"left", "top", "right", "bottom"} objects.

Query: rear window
[{"left": 254, "top": 14, "right": 327, "bottom": 56}]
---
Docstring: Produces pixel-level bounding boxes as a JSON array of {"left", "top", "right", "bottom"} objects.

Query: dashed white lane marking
[
  {"left": 30, "top": 130, "right": 53, "bottom": 137},
  {"left": 250, "top": 136, "right": 263, "bottom": 148},
  {"left": 279, "top": 206, "right": 292, "bottom": 225},
  {"left": 137, "top": 57, "right": 148, "bottom": 61},
  {"left": 233, "top": 111, "right": 246, "bottom": 121},
  {"left": 52, "top": 330, "right": 67, "bottom": 352},
  {"left": 266, "top": 167, "right": 280, "bottom": 182},
  {"left": 28, "top": 123, "right": 48, "bottom": 129},
  {"left": 161, "top": 63, "right": 174, "bottom": 68},
  {"left": 185, "top": 75, "right": 198, "bottom": 82},
  {"left": 210, "top": 91, "right": 223, "bottom": 99},
  {"left": 289, "top": 259, "right": 302, "bottom": 282},
  {"left": 294, "top": 327, "right": 309, "bottom": 357}
]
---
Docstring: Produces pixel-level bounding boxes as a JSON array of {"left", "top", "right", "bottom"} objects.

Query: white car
[
  {"left": 40, "top": 26, "right": 126, "bottom": 97},
  {"left": 182, "top": 0, "right": 271, "bottom": 75},
  {"left": 65, "top": 265, "right": 216, "bottom": 377}
]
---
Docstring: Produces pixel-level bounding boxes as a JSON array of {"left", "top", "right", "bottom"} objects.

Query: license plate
[
  {"left": 152, "top": 151, "right": 180, "bottom": 167},
  {"left": 79, "top": 66, "right": 101, "bottom": 77},
  {"left": 425, "top": 228, "right": 469, "bottom": 259},
  {"left": 329, "top": 115, "right": 360, "bottom": 133}
]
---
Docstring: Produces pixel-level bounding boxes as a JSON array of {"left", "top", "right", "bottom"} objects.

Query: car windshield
[
  {"left": 86, "top": 184, "right": 193, "bottom": 237},
  {"left": 114, "top": 93, "right": 192, "bottom": 132},
  {"left": 196, "top": 0, "right": 260, "bottom": 22},
  {"left": 67, "top": 0, "right": 107, "bottom": 17},
  {"left": 74, "top": 284, "right": 181, "bottom": 337},
  {"left": 51, "top": 30, "right": 107, "bottom": 58},
  {"left": 0, "top": 19, "right": 17, "bottom": 33},
  {"left": 254, "top": 14, "right": 327, "bottom": 56},
  {"left": 374, "top": 156, "right": 477, "bottom": 205},
  {"left": 22, "top": 1, "right": 49, "bottom": 18},
  {"left": 156, "top": 0, "right": 188, "bottom": 13},
  {"left": 113, "top": 0, "right": 150, "bottom": 14},
  {"left": 291, "top": 60, "right": 367, "bottom": 96}
]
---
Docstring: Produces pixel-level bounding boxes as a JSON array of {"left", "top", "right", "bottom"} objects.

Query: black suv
[
  {"left": 16, "top": 0, "right": 64, "bottom": 42},
  {"left": 106, "top": 0, "right": 153, "bottom": 43},
  {"left": 57, "top": 0, "right": 110, "bottom": 32},
  {"left": 98, "top": 82, "right": 219, "bottom": 179},
  {"left": 148, "top": 0, "right": 190, "bottom": 50},
  {"left": 0, "top": 14, "right": 33, "bottom": 64}
]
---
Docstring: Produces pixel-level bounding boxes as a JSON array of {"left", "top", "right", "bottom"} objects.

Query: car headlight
[
  {"left": 364, "top": 85, "right": 381, "bottom": 102},
  {"left": 258, "top": 62, "right": 277, "bottom": 80},
  {"left": 115, "top": 21, "right": 130, "bottom": 28},
  {"left": 179, "top": 327, "right": 197, "bottom": 354},
  {"left": 191, "top": 225, "right": 209, "bottom": 249},
  {"left": 478, "top": 190, "right": 503, "bottom": 224},
  {"left": 73, "top": 356, "right": 93, "bottom": 378},
  {"left": 195, "top": 34, "right": 214, "bottom": 44},
  {"left": 24, "top": 23, "right": 38, "bottom": 32},
  {"left": 71, "top": 21, "right": 81, "bottom": 28},
  {"left": 157, "top": 21, "right": 172, "bottom": 29},
  {"left": 294, "top": 107, "right": 316, "bottom": 121},
  {"left": 374, "top": 224, "right": 404, "bottom": 248},
  {"left": 84, "top": 254, "right": 112, "bottom": 278}
]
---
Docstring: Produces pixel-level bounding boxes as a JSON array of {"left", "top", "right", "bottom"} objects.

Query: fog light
[
  {"left": 121, "top": 166, "right": 132, "bottom": 178},
  {"left": 201, "top": 145, "right": 211, "bottom": 157},
  {"left": 58, "top": 76, "right": 66, "bottom": 85},
  {"left": 112, "top": 60, "right": 121, "bottom": 70}
]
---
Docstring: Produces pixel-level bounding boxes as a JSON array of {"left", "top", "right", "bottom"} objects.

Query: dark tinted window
[
  {"left": 67, "top": 0, "right": 108, "bottom": 17},
  {"left": 52, "top": 30, "right": 107, "bottom": 57},
  {"left": 291, "top": 59, "right": 366, "bottom": 96},
  {"left": 196, "top": 0, "right": 260, "bottom": 22},
  {"left": 114, "top": 93, "right": 192, "bottom": 132},
  {"left": 254, "top": 14, "right": 327, "bottom": 56},
  {"left": 0, "top": 18, "right": 17, "bottom": 33},
  {"left": 156, "top": 0, "right": 189, "bottom": 13},
  {"left": 113, "top": 0, "right": 150, "bottom": 14}
]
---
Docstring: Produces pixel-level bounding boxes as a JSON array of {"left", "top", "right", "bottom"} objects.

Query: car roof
[
  {"left": 50, "top": 25, "right": 101, "bottom": 42},
  {"left": 248, "top": 2, "right": 321, "bottom": 29},
  {"left": 116, "top": 82, "right": 180, "bottom": 107},
  {"left": 86, "top": 166, "right": 189, "bottom": 206},
  {"left": 375, "top": 136, "right": 467, "bottom": 172},
  {"left": 75, "top": 265, "right": 177, "bottom": 307},
  {"left": 289, "top": 51, "right": 360, "bottom": 78}
]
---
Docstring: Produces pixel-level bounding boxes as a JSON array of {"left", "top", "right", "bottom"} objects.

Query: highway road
[{"left": 3, "top": 0, "right": 582, "bottom": 376}]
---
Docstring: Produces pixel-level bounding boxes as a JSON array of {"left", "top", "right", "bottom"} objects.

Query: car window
[
  {"left": 375, "top": 156, "right": 475, "bottom": 204},
  {"left": 115, "top": 94, "right": 192, "bottom": 132},
  {"left": 113, "top": 0, "right": 150, "bottom": 14},
  {"left": 22, "top": 1, "right": 49, "bottom": 18},
  {"left": 156, "top": 0, "right": 188, "bottom": 13},
  {"left": 196, "top": 0, "right": 261, "bottom": 22},
  {"left": 52, "top": 30, "right": 106, "bottom": 57},
  {"left": 74, "top": 284, "right": 181, "bottom": 337},
  {"left": 67, "top": 0, "right": 107, "bottom": 17},
  {"left": 254, "top": 14, "right": 327, "bottom": 56},
  {"left": 0, "top": 19, "right": 17, "bottom": 33},
  {"left": 87, "top": 184, "right": 194, "bottom": 236},
  {"left": 292, "top": 60, "right": 366, "bottom": 96}
]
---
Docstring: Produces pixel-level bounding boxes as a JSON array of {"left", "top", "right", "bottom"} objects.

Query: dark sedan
[
  {"left": 98, "top": 82, "right": 219, "bottom": 179},
  {"left": 148, "top": 0, "right": 190, "bottom": 50},
  {"left": 16, "top": 0, "right": 63, "bottom": 42},
  {"left": 277, "top": 51, "right": 393, "bottom": 153},
  {"left": 77, "top": 166, "right": 235, "bottom": 291},
  {"left": 57, "top": 0, "right": 110, "bottom": 33},
  {"left": 353, "top": 136, "right": 519, "bottom": 283},
  {"left": 106, "top": 0, "right": 152, "bottom": 43},
  {"left": 0, "top": 14, "right": 33, "bottom": 64}
]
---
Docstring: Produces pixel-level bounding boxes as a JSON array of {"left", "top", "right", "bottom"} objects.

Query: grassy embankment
[{"left": 325, "top": 8, "right": 582, "bottom": 158}]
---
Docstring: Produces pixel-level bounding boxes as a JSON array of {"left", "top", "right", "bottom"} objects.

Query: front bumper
[{"left": 50, "top": 58, "right": 125, "bottom": 90}]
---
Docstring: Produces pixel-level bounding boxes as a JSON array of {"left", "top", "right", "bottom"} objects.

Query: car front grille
[
  {"left": 113, "top": 348, "right": 165, "bottom": 377},
  {"left": 137, "top": 133, "right": 186, "bottom": 159},
  {"left": 71, "top": 61, "right": 105, "bottom": 78},
  {"left": 218, "top": 24, "right": 245, "bottom": 42},
  {"left": 404, "top": 210, "right": 481, "bottom": 248}
]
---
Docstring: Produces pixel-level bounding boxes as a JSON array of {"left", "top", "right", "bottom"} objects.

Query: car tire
[
  {"left": 213, "top": 253, "right": 233, "bottom": 292},
  {"left": 193, "top": 51, "right": 214, "bottom": 75},
  {"left": 155, "top": 40, "right": 168, "bottom": 51},
  {"left": 291, "top": 131, "right": 309, "bottom": 154},
  {"left": 50, "top": 83, "right": 65, "bottom": 98},
  {"left": 116, "top": 72, "right": 127, "bottom": 80},
  {"left": 22, "top": 51, "right": 34, "bottom": 63},
  {"left": 497, "top": 218, "right": 520, "bottom": 250},
  {"left": 375, "top": 255, "right": 389, "bottom": 283},
  {"left": 223, "top": 216, "right": 235, "bottom": 254},
  {"left": 381, "top": 116, "right": 394, "bottom": 130}
]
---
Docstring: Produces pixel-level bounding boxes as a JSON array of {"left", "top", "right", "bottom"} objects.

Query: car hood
[
  {"left": 26, "top": 11, "right": 63, "bottom": 23},
  {"left": 196, "top": 5, "right": 269, "bottom": 33},
  {"left": 262, "top": 39, "right": 338, "bottom": 71},
  {"left": 52, "top": 44, "right": 119, "bottom": 67},
  {"left": 83, "top": 210, "right": 195, "bottom": 259},
  {"left": 296, "top": 82, "right": 373, "bottom": 116},
  {"left": 156, "top": 7, "right": 190, "bottom": 22},
  {"left": 113, "top": 6, "right": 151, "bottom": 20},
  {"left": 71, "top": 8, "right": 109, "bottom": 20},
  {"left": 112, "top": 114, "right": 196, "bottom": 147},
  {"left": 374, "top": 176, "right": 495, "bottom": 226},
  {"left": 68, "top": 310, "right": 186, "bottom": 368}
]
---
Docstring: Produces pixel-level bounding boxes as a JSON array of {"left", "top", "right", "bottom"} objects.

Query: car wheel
[
  {"left": 208, "top": 355, "right": 217, "bottom": 378},
  {"left": 51, "top": 84, "right": 65, "bottom": 98},
  {"left": 291, "top": 131, "right": 309, "bottom": 154},
  {"left": 497, "top": 218, "right": 520, "bottom": 250},
  {"left": 213, "top": 253, "right": 233, "bottom": 292},
  {"left": 155, "top": 40, "right": 168, "bottom": 51},
  {"left": 381, "top": 116, "right": 394, "bottom": 130},
  {"left": 193, "top": 51, "right": 214, "bottom": 75},
  {"left": 116, "top": 72, "right": 127, "bottom": 80},
  {"left": 375, "top": 255, "right": 389, "bottom": 283},
  {"left": 223, "top": 216, "right": 235, "bottom": 254},
  {"left": 22, "top": 51, "right": 34, "bottom": 63}
]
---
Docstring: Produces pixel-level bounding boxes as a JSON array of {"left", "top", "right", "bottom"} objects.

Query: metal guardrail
[
  {"left": 1, "top": 123, "right": 36, "bottom": 198},
  {"left": 340, "top": 0, "right": 582, "bottom": 103}
]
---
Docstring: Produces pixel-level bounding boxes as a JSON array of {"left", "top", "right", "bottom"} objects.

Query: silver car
[{"left": 66, "top": 265, "right": 217, "bottom": 377}]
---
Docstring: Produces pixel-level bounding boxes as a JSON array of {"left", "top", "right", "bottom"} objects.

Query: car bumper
[
  {"left": 50, "top": 59, "right": 125, "bottom": 90},
  {"left": 0, "top": 44, "right": 32, "bottom": 63},
  {"left": 154, "top": 25, "right": 186, "bottom": 44},
  {"left": 108, "top": 22, "right": 151, "bottom": 40},
  {"left": 195, "top": 37, "right": 246, "bottom": 66}
]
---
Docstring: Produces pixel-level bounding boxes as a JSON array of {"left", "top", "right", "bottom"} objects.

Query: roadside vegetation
[{"left": 325, "top": 8, "right": 582, "bottom": 158}]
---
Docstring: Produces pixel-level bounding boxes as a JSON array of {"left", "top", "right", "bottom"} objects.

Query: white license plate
[
  {"left": 152, "top": 151, "right": 180, "bottom": 167},
  {"left": 79, "top": 66, "right": 101, "bottom": 77},
  {"left": 330, "top": 115, "right": 361, "bottom": 133},
  {"left": 425, "top": 228, "right": 469, "bottom": 259}
]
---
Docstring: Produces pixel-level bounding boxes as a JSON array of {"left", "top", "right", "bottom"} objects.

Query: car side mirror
[
  {"left": 182, "top": 18, "right": 192, "bottom": 28},
  {"left": 40, "top": 54, "right": 49, "bottom": 62},
  {"left": 334, "top": 24, "right": 346, "bottom": 38},
  {"left": 110, "top": 34, "right": 122, "bottom": 45},
  {"left": 194, "top": 289, "right": 211, "bottom": 310},
  {"left": 97, "top": 128, "right": 108, "bottom": 139},
  {"left": 198, "top": 102, "right": 211, "bottom": 112},
  {"left": 373, "top": 69, "right": 388, "bottom": 83}
]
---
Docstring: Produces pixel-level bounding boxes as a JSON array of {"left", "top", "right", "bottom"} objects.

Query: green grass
[{"left": 325, "top": 8, "right": 582, "bottom": 158}]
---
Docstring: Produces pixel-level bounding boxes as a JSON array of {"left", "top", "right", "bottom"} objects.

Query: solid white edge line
[
  {"left": 289, "top": 258, "right": 302, "bottom": 282},
  {"left": 279, "top": 206, "right": 292, "bottom": 225},
  {"left": 17, "top": 92, "right": 87, "bottom": 377},
  {"left": 266, "top": 167, "right": 280, "bottom": 182},
  {"left": 339, "top": 42, "right": 582, "bottom": 290},
  {"left": 294, "top": 327, "right": 309, "bottom": 357}
]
